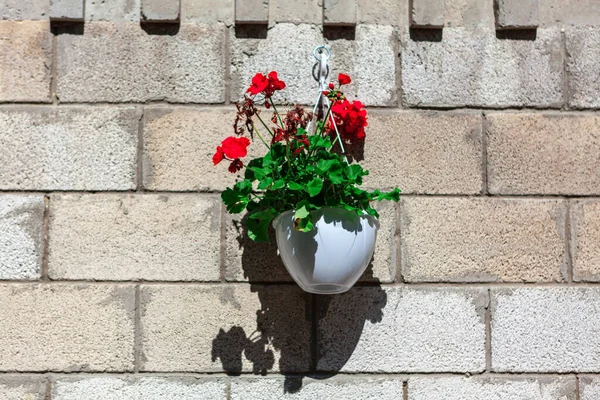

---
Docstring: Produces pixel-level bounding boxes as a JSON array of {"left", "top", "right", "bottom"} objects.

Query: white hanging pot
[{"left": 272, "top": 207, "right": 379, "bottom": 294}]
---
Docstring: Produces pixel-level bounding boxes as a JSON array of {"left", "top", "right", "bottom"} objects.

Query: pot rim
[{"left": 272, "top": 207, "right": 380, "bottom": 229}]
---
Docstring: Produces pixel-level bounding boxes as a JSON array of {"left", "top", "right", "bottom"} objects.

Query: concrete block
[
  {"left": 231, "top": 23, "right": 396, "bottom": 106},
  {"left": 142, "top": 107, "right": 255, "bottom": 191},
  {"left": 566, "top": 28, "right": 600, "bottom": 109},
  {"left": 0, "top": 377, "right": 45, "bottom": 400},
  {"left": 444, "top": 0, "right": 495, "bottom": 28},
  {"left": 235, "top": 0, "right": 268, "bottom": 23},
  {"left": 401, "top": 28, "right": 563, "bottom": 108},
  {"left": 571, "top": 200, "right": 600, "bottom": 281},
  {"left": 409, "top": 376, "right": 576, "bottom": 400},
  {"left": 0, "top": 0, "right": 49, "bottom": 20},
  {"left": 362, "top": 110, "right": 483, "bottom": 194},
  {"left": 0, "top": 284, "right": 135, "bottom": 371},
  {"left": 0, "top": 195, "right": 45, "bottom": 280},
  {"left": 230, "top": 376, "right": 404, "bottom": 399},
  {"left": 85, "top": 0, "right": 141, "bottom": 21},
  {"left": 53, "top": 377, "right": 226, "bottom": 399},
  {"left": 411, "top": 0, "right": 445, "bottom": 28},
  {"left": 495, "top": 0, "right": 539, "bottom": 29},
  {"left": 141, "top": 0, "right": 180, "bottom": 22},
  {"left": 492, "top": 288, "right": 600, "bottom": 372},
  {"left": 0, "top": 21, "right": 51, "bottom": 102},
  {"left": 357, "top": 0, "right": 407, "bottom": 26},
  {"left": 48, "top": 194, "right": 221, "bottom": 281},
  {"left": 401, "top": 197, "right": 567, "bottom": 282},
  {"left": 181, "top": 0, "right": 233, "bottom": 24},
  {"left": 539, "top": 1, "right": 600, "bottom": 27},
  {"left": 581, "top": 376, "right": 600, "bottom": 400},
  {"left": 487, "top": 113, "right": 600, "bottom": 195},
  {"left": 324, "top": 0, "right": 357, "bottom": 26},
  {"left": 57, "top": 22, "right": 225, "bottom": 103},
  {"left": 140, "top": 284, "right": 311, "bottom": 373},
  {"left": 317, "top": 287, "right": 486, "bottom": 372},
  {"left": 269, "top": 0, "right": 321, "bottom": 24},
  {"left": 0, "top": 107, "right": 138, "bottom": 191},
  {"left": 50, "top": 0, "right": 84, "bottom": 21}
]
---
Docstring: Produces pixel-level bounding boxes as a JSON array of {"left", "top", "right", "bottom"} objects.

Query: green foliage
[{"left": 221, "top": 133, "right": 401, "bottom": 242}]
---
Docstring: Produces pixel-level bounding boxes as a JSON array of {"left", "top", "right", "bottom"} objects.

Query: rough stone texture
[
  {"left": 409, "top": 376, "right": 576, "bottom": 400},
  {"left": 231, "top": 23, "right": 396, "bottom": 106},
  {"left": 0, "top": 195, "right": 45, "bottom": 280},
  {"left": 270, "top": 0, "right": 321, "bottom": 24},
  {"left": 0, "top": 377, "right": 46, "bottom": 400},
  {"left": 57, "top": 22, "right": 225, "bottom": 103},
  {"left": 566, "top": 28, "right": 600, "bottom": 109},
  {"left": 411, "top": 0, "right": 445, "bottom": 28},
  {"left": 181, "top": 0, "right": 233, "bottom": 24},
  {"left": 324, "top": 0, "right": 357, "bottom": 26},
  {"left": 357, "top": 0, "right": 407, "bottom": 26},
  {"left": 235, "top": 0, "right": 268, "bottom": 23},
  {"left": 0, "top": 21, "right": 51, "bottom": 102},
  {"left": 362, "top": 110, "right": 483, "bottom": 194},
  {"left": 141, "top": 284, "right": 311, "bottom": 372},
  {"left": 48, "top": 194, "right": 221, "bottom": 281},
  {"left": 571, "top": 200, "right": 600, "bottom": 281},
  {"left": 401, "top": 197, "right": 567, "bottom": 282},
  {"left": 143, "top": 107, "right": 257, "bottom": 191},
  {"left": 401, "top": 28, "right": 563, "bottom": 108},
  {"left": 317, "top": 287, "right": 486, "bottom": 372},
  {"left": 0, "top": 107, "right": 138, "bottom": 191},
  {"left": 53, "top": 377, "right": 226, "bottom": 399},
  {"left": 0, "top": 284, "right": 135, "bottom": 372},
  {"left": 85, "top": 0, "right": 141, "bottom": 21},
  {"left": 495, "top": 0, "right": 539, "bottom": 29},
  {"left": 230, "top": 377, "right": 404, "bottom": 399},
  {"left": 539, "top": 1, "right": 600, "bottom": 27},
  {"left": 487, "top": 113, "right": 600, "bottom": 195},
  {"left": 0, "top": 0, "right": 49, "bottom": 19},
  {"left": 50, "top": 0, "right": 85, "bottom": 20},
  {"left": 581, "top": 376, "right": 600, "bottom": 400},
  {"left": 141, "top": 0, "right": 180, "bottom": 22},
  {"left": 225, "top": 201, "right": 397, "bottom": 283},
  {"left": 492, "top": 288, "right": 600, "bottom": 372}
]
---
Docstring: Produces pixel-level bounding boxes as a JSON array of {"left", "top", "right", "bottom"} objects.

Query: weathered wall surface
[{"left": 1, "top": 0, "right": 600, "bottom": 398}]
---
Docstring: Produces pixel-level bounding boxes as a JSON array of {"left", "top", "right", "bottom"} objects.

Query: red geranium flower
[
  {"left": 246, "top": 71, "right": 286, "bottom": 97},
  {"left": 247, "top": 73, "right": 269, "bottom": 95},
  {"left": 228, "top": 159, "right": 244, "bottom": 173},
  {"left": 338, "top": 73, "right": 351, "bottom": 85},
  {"left": 213, "top": 136, "right": 251, "bottom": 171},
  {"left": 330, "top": 99, "right": 367, "bottom": 142},
  {"left": 222, "top": 136, "right": 250, "bottom": 159},
  {"left": 212, "top": 146, "right": 224, "bottom": 165}
]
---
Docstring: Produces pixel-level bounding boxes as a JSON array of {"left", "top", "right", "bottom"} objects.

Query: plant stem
[
  {"left": 253, "top": 126, "right": 270, "bottom": 149},
  {"left": 269, "top": 98, "right": 285, "bottom": 129},
  {"left": 255, "top": 112, "right": 274, "bottom": 137}
]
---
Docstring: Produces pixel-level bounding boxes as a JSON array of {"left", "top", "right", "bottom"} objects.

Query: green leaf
[
  {"left": 246, "top": 208, "right": 278, "bottom": 242},
  {"left": 221, "top": 180, "right": 252, "bottom": 213},
  {"left": 370, "top": 188, "right": 401, "bottom": 202},
  {"left": 328, "top": 164, "right": 344, "bottom": 184},
  {"left": 294, "top": 216, "right": 314, "bottom": 232},
  {"left": 294, "top": 200, "right": 312, "bottom": 219},
  {"left": 288, "top": 181, "right": 304, "bottom": 191},
  {"left": 345, "top": 164, "right": 365, "bottom": 182},
  {"left": 271, "top": 179, "right": 285, "bottom": 190},
  {"left": 257, "top": 177, "right": 273, "bottom": 190},
  {"left": 247, "top": 166, "right": 270, "bottom": 180},
  {"left": 306, "top": 177, "right": 323, "bottom": 197},
  {"left": 317, "top": 159, "right": 337, "bottom": 173}
]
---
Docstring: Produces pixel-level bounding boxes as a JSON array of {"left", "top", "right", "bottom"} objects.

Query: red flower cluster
[
  {"left": 247, "top": 71, "right": 286, "bottom": 97},
  {"left": 213, "top": 136, "right": 251, "bottom": 173},
  {"left": 330, "top": 99, "right": 368, "bottom": 142}
]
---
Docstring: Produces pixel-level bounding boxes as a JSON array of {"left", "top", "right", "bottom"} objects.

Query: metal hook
[{"left": 311, "top": 45, "right": 330, "bottom": 82}]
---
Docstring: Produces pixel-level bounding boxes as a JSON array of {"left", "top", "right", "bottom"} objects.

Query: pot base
[{"left": 298, "top": 283, "right": 350, "bottom": 295}]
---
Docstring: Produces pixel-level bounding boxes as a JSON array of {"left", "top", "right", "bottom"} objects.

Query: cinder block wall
[{"left": 1, "top": 0, "right": 600, "bottom": 398}]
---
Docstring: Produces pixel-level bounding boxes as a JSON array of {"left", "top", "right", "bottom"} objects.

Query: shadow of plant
[{"left": 211, "top": 216, "right": 387, "bottom": 393}]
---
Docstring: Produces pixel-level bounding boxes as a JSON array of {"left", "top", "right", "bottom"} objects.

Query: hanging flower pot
[
  {"left": 273, "top": 208, "right": 379, "bottom": 294},
  {"left": 213, "top": 46, "right": 400, "bottom": 295}
]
